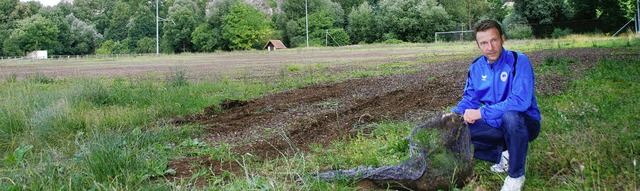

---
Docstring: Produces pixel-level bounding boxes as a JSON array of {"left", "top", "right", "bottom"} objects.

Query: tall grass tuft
[
  {"left": 166, "top": 67, "right": 189, "bottom": 87},
  {"left": 27, "top": 73, "right": 55, "bottom": 84}
]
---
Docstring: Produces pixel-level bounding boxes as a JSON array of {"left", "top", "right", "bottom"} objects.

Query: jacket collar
[{"left": 482, "top": 47, "right": 508, "bottom": 69}]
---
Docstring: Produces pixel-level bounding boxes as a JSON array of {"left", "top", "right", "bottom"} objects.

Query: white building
[{"left": 26, "top": 50, "right": 48, "bottom": 59}]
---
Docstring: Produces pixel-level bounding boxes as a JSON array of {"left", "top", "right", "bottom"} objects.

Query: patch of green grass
[
  {"left": 536, "top": 56, "right": 576, "bottom": 74},
  {"left": 350, "top": 70, "right": 374, "bottom": 78},
  {"left": 312, "top": 122, "right": 414, "bottom": 169},
  {"left": 285, "top": 65, "right": 302, "bottom": 72},
  {"left": 27, "top": 73, "right": 56, "bottom": 84}
]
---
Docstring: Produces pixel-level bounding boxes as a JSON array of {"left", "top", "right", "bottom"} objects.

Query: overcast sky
[{"left": 22, "top": 0, "right": 61, "bottom": 7}]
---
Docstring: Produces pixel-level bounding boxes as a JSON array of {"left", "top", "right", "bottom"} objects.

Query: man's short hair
[{"left": 473, "top": 20, "right": 504, "bottom": 40}]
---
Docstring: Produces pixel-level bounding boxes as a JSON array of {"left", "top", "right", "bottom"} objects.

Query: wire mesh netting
[{"left": 314, "top": 113, "right": 473, "bottom": 190}]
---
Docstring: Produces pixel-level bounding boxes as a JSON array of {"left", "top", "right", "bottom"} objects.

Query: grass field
[{"left": 1, "top": 34, "right": 639, "bottom": 190}]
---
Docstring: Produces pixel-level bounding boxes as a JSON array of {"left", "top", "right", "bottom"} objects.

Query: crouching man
[{"left": 445, "top": 19, "right": 541, "bottom": 191}]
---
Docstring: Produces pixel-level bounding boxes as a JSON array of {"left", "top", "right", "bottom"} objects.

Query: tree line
[{"left": 0, "top": 0, "right": 636, "bottom": 56}]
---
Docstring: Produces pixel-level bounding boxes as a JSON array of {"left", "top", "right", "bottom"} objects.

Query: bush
[
  {"left": 551, "top": 28, "right": 573, "bottom": 39},
  {"left": 96, "top": 40, "right": 116, "bottom": 55},
  {"left": 136, "top": 37, "right": 156, "bottom": 54},
  {"left": 384, "top": 39, "right": 403, "bottom": 44},
  {"left": 506, "top": 25, "right": 533, "bottom": 40}
]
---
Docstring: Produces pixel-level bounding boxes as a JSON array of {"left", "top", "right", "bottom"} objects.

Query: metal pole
[
  {"left": 613, "top": 20, "right": 634, "bottom": 37},
  {"left": 305, "top": 0, "right": 309, "bottom": 48},
  {"left": 156, "top": 0, "right": 159, "bottom": 55},
  {"left": 636, "top": 0, "right": 639, "bottom": 34}
]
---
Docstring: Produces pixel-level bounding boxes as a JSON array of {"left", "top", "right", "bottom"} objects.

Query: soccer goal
[{"left": 434, "top": 30, "right": 474, "bottom": 43}]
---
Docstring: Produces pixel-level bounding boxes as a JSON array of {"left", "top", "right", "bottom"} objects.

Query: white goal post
[{"left": 434, "top": 30, "right": 473, "bottom": 43}]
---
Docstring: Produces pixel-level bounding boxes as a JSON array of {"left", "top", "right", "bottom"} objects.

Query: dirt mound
[{"left": 166, "top": 48, "right": 615, "bottom": 181}]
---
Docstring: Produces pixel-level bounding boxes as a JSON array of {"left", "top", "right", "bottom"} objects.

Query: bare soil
[{"left": 164, "top": 47, "right": 620, "bottom": 181}]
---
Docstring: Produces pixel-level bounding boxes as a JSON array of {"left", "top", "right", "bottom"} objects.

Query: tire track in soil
[{"left": 165, "top": 48, "right": 616, "bottom": 181}]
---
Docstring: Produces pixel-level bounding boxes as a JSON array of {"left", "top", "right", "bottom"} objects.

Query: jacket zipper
[{"left": 491, "top": 63, "right": 497, "bottom": 105}]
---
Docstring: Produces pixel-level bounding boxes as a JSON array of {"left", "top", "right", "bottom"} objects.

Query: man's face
[{"left": 475, "top": 28, "right": 505, "bottom": 63}]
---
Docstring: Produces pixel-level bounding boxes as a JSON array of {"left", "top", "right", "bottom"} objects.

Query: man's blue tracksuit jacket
[{"left": 451, "top": 48, "right": 541, "bottom": 127}]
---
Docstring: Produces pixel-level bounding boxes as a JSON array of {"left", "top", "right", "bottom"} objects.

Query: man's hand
[{"left": 463, "top": 109, "right": 482, "bottom": 124}]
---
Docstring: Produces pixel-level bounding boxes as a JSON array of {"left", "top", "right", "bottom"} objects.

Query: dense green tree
[
  {"left": 38, "top": 4, "right": 71, "bottom": 55},
  {"left": 205, "top": 0, "right": 237, "bottom": 50},
  {"left": 206, "top": 0, "right": 237, "bottom": 26},
  {"left": 104, "top": 1, "right": 131, "bottom": 41},
  {"left": 193, "top": 0, "right": 208, "bottom": 22},
  {"left": 0, "top": 0, "right": 19, "bottom": 55},
  {"left": 0, "top": 0, "right": 19, "bottom": 23},
  {"left": 284, "top": 19, "right": 304, "bottom": 47},
  {"left": 221, "top": 2, "right": 272, "bottom": 50},
  {"left": 307, "top": 10, "right": 337, "bottom": 42},
  {"left": 162, "top": 2, "right": 198, "bottom": 53},
  {"left": 127, "top": 4, "right": 156, "bottom": 44},
  {"left": 347, "top": 1, "right": 377, "bottom": 43},
  {"left": 2, "top": 35, "right": 22, "bottom": 56},
  {"left": 620, "top": 0, "right": 638, "bottom": 20},
  {"left": 279, "top": 0, "right": 344, "bottom": 46},
  {"left": 286, "top": 9, "right": 339, "bottom": 47},
  {"left": 66, "top": 14, "right": 103, "bottom": 54},
  {"left": 281, "top": 0, "right": 344, "bottom": 21},
  {"left": 170, "top": 0, "right": 203, "bottom": 22},
  {"left": 0, "top": 27, "right": 10, "bottom": 55},
  {"left": 438, "top": 0, "right": 507, "bottom": 30},
  {"left": 502, "top": 8, "right": 533, "bottom": 39},
  {"left": 281, "top": 0, "right": 307, "bottom": 21},
  {"left": 333, "top": 0, "right": 365, "bottom": 15},
  {"left": 563, "top": 0, "right": 635, "bottom": 34},
  {"left": 117, "top": 38, "right": 133, "bottom": 54},
  {"left": 377, "top": 0, "right": 453, "bottom": 42},
  {"left": 2, "top": 15, "right": 59, "bottom": 56},
  {"left": 0, "top": 0, "right": 42, "bottom": 55},
  {"left": 514, "top": 0, "right": 574, "bottom": 37},
  {"left": 9, "top": 1, "right": 41, "bottom": 22},
  {"left": 191, "top": 23, "right": 219, "bottom": 52},
  {"left": 72, "top": 0, "right": 115, "bottom": 35}
]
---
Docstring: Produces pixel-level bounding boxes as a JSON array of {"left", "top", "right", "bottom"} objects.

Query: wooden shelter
[{"left": 263, "top": 40, "right": 287, "bottom": 51}]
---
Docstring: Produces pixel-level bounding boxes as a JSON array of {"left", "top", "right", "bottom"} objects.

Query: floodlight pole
[
  {"left": 156, "top": 0, "right": 159, "bottom": 55},
  {"left": 305, "top": 0, "right": 309, "bottom": 48}
]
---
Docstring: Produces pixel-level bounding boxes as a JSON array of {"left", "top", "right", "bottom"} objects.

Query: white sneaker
[
  {"left": 491, "top": 150, "right": 509, "bottom": 173},
  {"left": 500, "top": 175, "right": 525, "bottom": 191}
]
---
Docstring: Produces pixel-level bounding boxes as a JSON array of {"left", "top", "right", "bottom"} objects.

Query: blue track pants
[{"left": 468, "top": 111, "right": 541, "bottom": 178}]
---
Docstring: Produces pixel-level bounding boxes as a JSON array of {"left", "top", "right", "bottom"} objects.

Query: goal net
[{"left": 434, "top": 30, "right": 474, "bottom": 43}]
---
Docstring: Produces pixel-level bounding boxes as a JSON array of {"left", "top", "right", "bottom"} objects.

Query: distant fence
[{"left": 0, "top": 53, "right": 159, "bottom": 61}]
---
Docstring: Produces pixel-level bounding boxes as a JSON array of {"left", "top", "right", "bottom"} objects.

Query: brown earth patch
[
  {"left": 166, "top": 48, "right": 619, "bottom": 180},
  {"left": 166, "top": 156, "right": 242, "bottom": 186}
]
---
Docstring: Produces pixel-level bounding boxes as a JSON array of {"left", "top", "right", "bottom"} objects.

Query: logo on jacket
[
  {"left": 481, "top": 75, "right": 487, "bottom": 81},
  {"left": 500, "top": 72, "right": 508, "bottom": 82}
]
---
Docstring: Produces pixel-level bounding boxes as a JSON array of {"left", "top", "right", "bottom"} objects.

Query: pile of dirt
[{"left": 164, "top": 48, "right": 616, "bottom": 183}]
